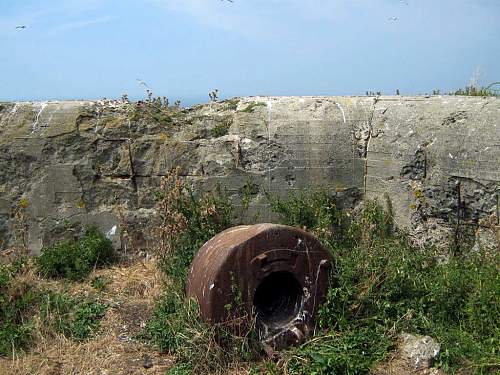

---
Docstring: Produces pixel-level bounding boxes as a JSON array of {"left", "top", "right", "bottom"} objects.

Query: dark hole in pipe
[{"left": 253, "top": 271, "right": 303, "bottom": 327}]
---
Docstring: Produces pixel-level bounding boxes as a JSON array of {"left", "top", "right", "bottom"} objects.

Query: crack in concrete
[
  {"left": 363, "top": 98, "right": 377, "bottom": 197},
  {"left": 126, "top": 140, "right": 138, "bottom": 193}
]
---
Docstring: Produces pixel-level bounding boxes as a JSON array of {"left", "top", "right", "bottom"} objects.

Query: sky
[{"left": 1, "top": 0, "right": 499, "bottom": 105}]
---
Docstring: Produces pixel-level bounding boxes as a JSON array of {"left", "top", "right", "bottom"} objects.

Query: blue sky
[{"left": 1, "top": 0, "right": 499, "bottom": 105}]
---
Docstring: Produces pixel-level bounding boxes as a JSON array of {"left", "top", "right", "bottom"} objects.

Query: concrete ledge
[{"left": 0, "top": 96, "right": 498, "bottom": 253}]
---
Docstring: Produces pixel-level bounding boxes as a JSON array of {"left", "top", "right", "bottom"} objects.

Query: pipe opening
[{"left": 253, "top": 271, "right": 303, "bottom": 327}]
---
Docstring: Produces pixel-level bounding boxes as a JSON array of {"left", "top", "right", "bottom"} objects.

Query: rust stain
[{"left": 186, "top": 223, "right": 332, "bottom": 350}]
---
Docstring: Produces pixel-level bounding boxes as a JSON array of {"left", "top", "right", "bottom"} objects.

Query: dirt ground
[
  {"left": 0, "top": 257, "right": 174, "bottom": 375},
  {"left": 373, "top": 353, "right": 446, "bottom": 375},
  {"left": 0, "top": 256, "right": 448, "bottom": 375}
]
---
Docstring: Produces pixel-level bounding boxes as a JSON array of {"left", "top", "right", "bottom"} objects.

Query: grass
[
  {"left": 224, "top": 98, "right": 240, "bottom": 111},
  {"left": 0, "top": 261, "right": 36, "bottom": 356},
  {"left": 153, "top": 168, "right": 233, "bottom": 282},
  {"left": 1, "top": 227, "right": 113, "bottom": 357},
  {"left": 142, "top": 169, "right": 261, "bottom": 373},
  {"left": 40, "top": 291, "right": 108, "bottom": 341},
  {"left": 452, "top": 83, "right": 500, "bottom": 97},
  {"left": 2, "top": 179, "right": 498, "bottom": 374},
  {"left": 0, "top": 256, "right": 168, "bottom": 374},
  {"left": 0, "top": 260, "right": 108, "bottom": 356},
  {"left": 143, "top": 185, "right": 498, "bottom": 374},
  {"left": 270, "top": 193, "right": 499, "bottom": 374},
  {"left": 143, "top": 284, "right": 261, "bottom": 374}
]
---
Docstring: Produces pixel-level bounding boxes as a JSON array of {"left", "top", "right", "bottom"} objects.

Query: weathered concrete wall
[{"left": 0, "top": 96, "right": 498, "bottom": 254}]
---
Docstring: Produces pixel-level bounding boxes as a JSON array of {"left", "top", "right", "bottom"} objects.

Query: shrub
[
  {"left": 211, "top": 120, "right": 231, "bottom": 137},
  {"left": 154, "top": 168, "right": 233, "bottom": 282},
  {"left": 270, "top": 192, "right": 499, "bottom": 374},
  {"left": 267, "top": 189, "right": 357, "bottom": 249},
  {"left": 143, "top": 169, "right": 261, "bottom": 372},
  {"left": 36, "top": 226, "right": 114, "bottom": 281}
]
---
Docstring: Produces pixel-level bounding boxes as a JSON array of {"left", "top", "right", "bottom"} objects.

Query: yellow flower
[{"left": 19, "top": 198, "right": 29, "bottom": 209}]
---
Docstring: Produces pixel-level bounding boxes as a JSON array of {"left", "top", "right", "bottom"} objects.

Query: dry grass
[
  {"left": 0, "top": 257, "right": 172, "bottom": 375},
  {"left": 373, "top": 351, "right": 445, "bottom": 375}
]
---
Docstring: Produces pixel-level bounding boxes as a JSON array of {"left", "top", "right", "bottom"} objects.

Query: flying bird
[
  {"left": 136, "top": 79, "right": 149, "bottom": 89},
  {"left": 15, "top": 25, "right": 27, "bottom": 29},
  {"left": 388, "top": 17, "right": 398, "bottom": 21}
]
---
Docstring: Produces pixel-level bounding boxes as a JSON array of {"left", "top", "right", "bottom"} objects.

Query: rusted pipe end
[{"left": 186, "top": 223, "right": 332, "bottom": 350}]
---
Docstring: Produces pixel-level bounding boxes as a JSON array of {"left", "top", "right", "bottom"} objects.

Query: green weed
[
  {"left": 224, "top": 98, "right": 240, "bottom": 111},
  {"left": 165, "top": 363, "right": 193, "bottom": 375},
  {"left": 452, "top": 82, "right": 499, "bottom": 97},
  {"left": 145, "top": 184, "right": 498, "bottom": 374},
  {"left": 239, "top": 102, "right": 266, "bottom": 113},
  {"left": 142, "top": 285, "right": 259, "bottom": 374},
  {"left": 154, "top": 168, "right": 233, "bottom": 282},
  {"left": 143, "top": 169, "right": 262, "bottom": 373},
  {"left": 36, "top": 226, "right": 114, "bottom": 281},
  {"left": 0, "top": 262, "right": 108, "bottom": 356},
  {"left": 91, "top": 275, "right": 108, "bottom": 291},
  {"left": 0, "top": 264, "right": 36, "bottom": 356},
  {"left": 267, "top": 189, "right": 357, "bottom": 249},
  {"left": 270, "top": 192, "right": 499, "bottom": 374},
  {"left": 40, "top": 292, "right": 108, "bottom": 341},
  {"left": 211, "top": 119, "right": 231, "bottom": 137}
]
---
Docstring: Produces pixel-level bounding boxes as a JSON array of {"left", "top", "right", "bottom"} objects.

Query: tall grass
[
  {"left": 145, "top": 184, "right": 499, "bottom": 374},
  {"left": 270, "top": 193, "right": 499, "bottom": 374}
]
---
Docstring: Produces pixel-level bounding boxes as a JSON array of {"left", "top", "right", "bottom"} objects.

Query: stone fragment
[{"left": 401, "top": 333, "right": 441, "bottom": 370}]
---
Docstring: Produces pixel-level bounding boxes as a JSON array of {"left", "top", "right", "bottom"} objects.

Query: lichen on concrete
[{"left": 0, "top": 96, "right": 498, "bottom": 254}]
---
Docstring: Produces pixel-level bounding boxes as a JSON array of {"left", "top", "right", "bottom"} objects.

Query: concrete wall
[{"left": 0, "top": 96, "right": 498, "bottom": 254}]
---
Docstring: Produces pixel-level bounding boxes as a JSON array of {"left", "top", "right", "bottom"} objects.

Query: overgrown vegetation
[
  {"left": 142, "top": 169, "right": 263, "bottom": 373},
  {"left": 452, "top": 82, "right": 500, "bottom": 97},
  {"left": 2, "top": 175, "right": 497, "bottom": 374},
  {"left": 40, "top": 291, "right": 107, "bottom": 341},
  {"left": 239, "top": 102, "right": 267, "bottom": 113},
  {"left": 36, "top": 226, "right": 114, "bottom": 281},
  {"left": 143, "top": 184, "right": 498, "bottom": 374},
  {"left": 211, "top": 118, "right": 232, "bottom": 137},
  {"left": 0, "top": 260, "right": 108, "bottom": 356},
  {"left": 144, "top": 288, "right": 260, "bottom": 374},
  {"left": 0, "top": 261, "right": 34, "bottom": 356},
  {"left": 1, "top": 227, "right": 112, "bottom": 357},
  {"left": 153, "top": 167, "right": 232, "bottom": 282},
  {"left": 224, "top": 98, "right": 240, "bottom": 111},
  {"left": 269, "top": 192, "right": 499, "bottom": 374}
]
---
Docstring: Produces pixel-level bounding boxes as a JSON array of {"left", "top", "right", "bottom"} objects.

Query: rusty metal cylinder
[{"left": 186, "top": 223, "right": 332, "bottom": 349}]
